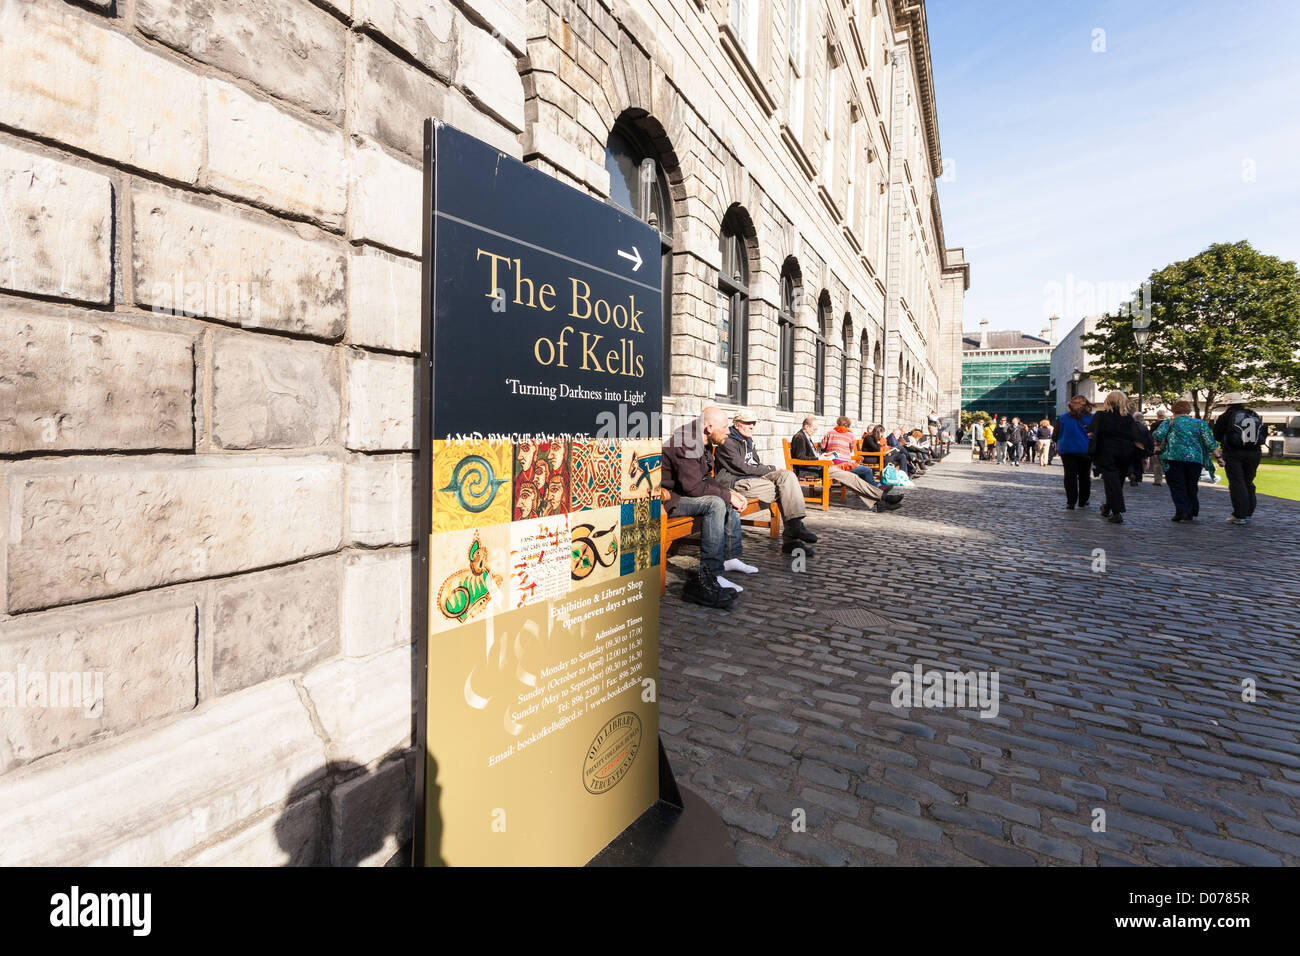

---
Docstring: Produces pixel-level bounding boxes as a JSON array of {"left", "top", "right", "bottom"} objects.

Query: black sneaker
[
  {"left": 681, "top": 570, "right": 736, "bottom": 609},
  {"left": 1066, "top": 504, "right": 1075, "bottom": 510},
  {"left": 883, "top": 490, "right": 905, "bottom": 504},
  {"left": 1100, "top": 506, "right": 1111, "bottom": 517},
  {"left": 1108, "top": 513, "right": 1124, "bottom": 524},
  {"left": 875, "top": 499, "right": 903, "bottom": 513}
]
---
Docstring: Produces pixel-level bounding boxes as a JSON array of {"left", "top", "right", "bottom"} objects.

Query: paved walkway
[{"left": 658, "top": 453, "right": 1300, "bottom": 865}]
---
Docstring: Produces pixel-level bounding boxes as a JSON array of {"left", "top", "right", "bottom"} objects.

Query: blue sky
[{"left": 928, "top": 0, "right": 1300, "bottom": 337}]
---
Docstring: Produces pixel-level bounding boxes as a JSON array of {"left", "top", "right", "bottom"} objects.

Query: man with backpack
[{"left": 1212, "top": 393, "right": 1269, "bottom": 525}]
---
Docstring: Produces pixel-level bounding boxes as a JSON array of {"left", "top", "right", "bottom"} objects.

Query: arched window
[
  {"left": 815, "top": 294, "right": 830, "bottom": 417},
  {"left": 840, "top": 316, "right": 851, "bottom": 418},
  {"left": 859, "top": 332, "right": 870, "bottom": 423},
  {"left": 717, "top": 208, "right": 750, "bottom": 404},
  {"left": 873, "top": 342, "right": 883, "bottom": 424},
  {"left": 605, "top": 120, "right": 675, "bottom": 395},
  {"left": 778, "top": 259, "right": 800, "bottom": 412}
]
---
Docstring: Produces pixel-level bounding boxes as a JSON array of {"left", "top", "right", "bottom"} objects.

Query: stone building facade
[{"left": 0, "top": 0, "right": 963, "bottom": 864}]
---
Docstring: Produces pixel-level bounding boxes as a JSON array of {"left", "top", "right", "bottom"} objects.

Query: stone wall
[{"left": 0, "top": 0, "right": 962, "bottom": 864}]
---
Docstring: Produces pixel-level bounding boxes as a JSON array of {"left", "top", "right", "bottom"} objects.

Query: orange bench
[
  {"left": 659, "top": 490, "right": 780, "bottom": 595},
  {"left": 852, "top": 438, "right": 886, "bottom": 477},
  {"left": 782, "top": 438, "right": 847, "bottom": 511}
]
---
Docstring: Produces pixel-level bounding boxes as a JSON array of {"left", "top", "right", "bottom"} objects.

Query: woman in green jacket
[{"left": 1152, "top": 400, "right": 1224, "bottom": 522}]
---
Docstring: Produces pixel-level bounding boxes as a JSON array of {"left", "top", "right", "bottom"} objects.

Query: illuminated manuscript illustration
[
  {"left": 569, "top": 438, "right": 622, "bottom": 510},
  {"left": 431, "top": 440, "right": 513, "bottom": 532}
]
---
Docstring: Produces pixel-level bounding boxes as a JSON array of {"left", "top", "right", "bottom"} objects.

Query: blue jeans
[
  {"left": 846, "top": 464, "right": 878, "bottom": 485},
  {"left": 670, "top": 496, "right": 742, "bottom": 577}
]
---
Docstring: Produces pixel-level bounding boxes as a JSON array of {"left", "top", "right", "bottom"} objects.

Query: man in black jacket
[
  {"left": 713, "top": 410, "right": 815, "bottom": 552},
  {"left": 662, "top": 407, "right": 750, "bottom": 608},
  {"left": 1212, "top": 393, "right": 1269, "bottom": 525},
  {"left": 791, "top": 417, "right": 901, "bottom": 511}
]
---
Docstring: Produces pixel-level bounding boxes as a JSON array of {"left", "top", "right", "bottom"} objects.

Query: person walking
[
  {"left": 982, "top": 420, "right": 995, "bottom": 460},
  {"left": 993, "top": 417, "right": 1009, "bottom": 464},
  {"left": 1053, "top": 395, "right": 1093, "bottom": 510},
  {"left": 1087, "top": 391, "right": 1144, "bottom": 523},
  {"left": 1149, "top": 409, "right": 1168, "bottom": 486},
  {"left": 1212, "top": 393, "right": 1269, "bottom": 525},
  {"left": 972, "top": 418, "right": 986, "bottom": 460},
  {"left": 1129, "top": 411, "right": 1154, "bottom": 486},
  {"left": 1152, "top": 400, "right": 1223, "bottom": 522},
  {"left": 1036, "top": 419, "right": 1053, "bottom": 465}
]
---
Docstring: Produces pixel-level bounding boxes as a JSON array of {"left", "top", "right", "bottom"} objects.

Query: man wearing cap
[{"left": 714, "top": 410, "right": 818, "bottom": 557}]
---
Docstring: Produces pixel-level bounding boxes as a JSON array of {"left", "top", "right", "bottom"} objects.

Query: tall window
[
  {"left": 717, "top": 211, "right": 749, "bottom": 404},
  {"left": 822, "top": 43, "right": 837, "bottom": 186},
  {"left": 873, "top": 342, "right": 883, "bottom": 423},
  {"left": 605, "top": 121, "right": 674, "bottom": 395},
  {"left": 840, "top": 318, "right": 851, "bottom": 418},
  {"left": 778, "top": 261, "right": 799, "bottom": 411},
  {"left": 786, "top": 0, "right": 804, "bottom": 136},
  {"left": 859, "top": 333, "right": 871, "bottom": 422},
  {"left": 846, "top": 113, "right": 858, "bottom": 228},
  {"left": 732, "top": 0, "right": 758, "bottom": 55},
  {"left": 815, "top": 296, "right": 830, "bottom": 416}
]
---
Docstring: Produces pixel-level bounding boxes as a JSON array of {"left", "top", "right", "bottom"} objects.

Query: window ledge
[
  {"left": 818, "top": 184, "right": 842, "bottom": 221},
  {"left": 781, "top": 124, "right": 816, "bottom": 180},
  {"left": 843, "top": 225, "right": 863, "bottom": 254},
  {"left": 719, "top": 24, "right": 778, "bottom": 116}
]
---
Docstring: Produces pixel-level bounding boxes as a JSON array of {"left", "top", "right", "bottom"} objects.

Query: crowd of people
[
  {"left": 661, "top": 407, "right": 947, "bottom": 609},
  {"left": 967, "top": 392, "right": 1270, "bottom": 526}
]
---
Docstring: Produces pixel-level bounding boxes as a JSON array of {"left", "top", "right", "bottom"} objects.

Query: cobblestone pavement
[{"left": 658, "top": 453, "right": 1300, "bottom": 866}]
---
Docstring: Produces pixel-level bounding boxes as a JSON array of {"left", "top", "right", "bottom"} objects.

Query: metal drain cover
[{"left": 826, "top": 607, "right": 892, "bottom": 630}]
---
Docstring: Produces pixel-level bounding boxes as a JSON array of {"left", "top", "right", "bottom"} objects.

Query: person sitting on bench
[
  {"left": 662, "top": 407, "right": 758, "bottom": 608},
  {"left": 713, "top": 409, "right": 817, "bottom": 555},
  {"left": 792, "top": 417, "right": 903, "bottom": 512}
]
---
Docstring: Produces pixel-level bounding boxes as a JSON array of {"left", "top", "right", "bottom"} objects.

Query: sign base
[{"left": 587, "top": 739, "right": 736, "bottom": 867}]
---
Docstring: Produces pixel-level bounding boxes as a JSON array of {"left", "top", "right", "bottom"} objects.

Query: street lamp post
[{"left": 1132, "top": 314, "right": 1151, "bottom": 413}]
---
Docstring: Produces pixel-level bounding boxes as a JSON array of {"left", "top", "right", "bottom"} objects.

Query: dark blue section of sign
[{"left": 431, "top": 123, "right": 662, "bottom": 438}]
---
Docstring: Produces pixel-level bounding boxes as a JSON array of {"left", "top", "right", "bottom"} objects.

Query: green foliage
[
  {"left": 1080, "top": 241, "right": 1300, "bottom": 418},
  {"left": 961, "top": 409, "right": 992, "bottom": 429}
]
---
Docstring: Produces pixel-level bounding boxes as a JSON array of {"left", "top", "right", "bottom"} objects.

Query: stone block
[
  {"left": 211, "top": 330, "right": 341, "bottom": 449},
  {"left": 347, "top": 248, "right": 421, "bottom": 353},
  {"left": 133, "top": 189, "right": 346, "bottom": 339},
  {"left": 0, "top": 679, "right": 326, "bottom": 865},
  {"left": 331, "top": 758, "right": 412, "bottom": 866},
  {"left": 352, "top": 0, "right": 457, "bottom": 82},
  {"left": 455, "top": 19, "right": 525, "bottom": 133},
  {"left": 135, "top": 0, "right": 346, "bottom": 121},
  {"left": 347, "top": 454, "right": 414, "bottom": 547},
  {"left": 302, "top": 646, "right": 412, "bottom": 766},
  {"left": 206, "top": 78, "right": 348, "bottom": 227},
  {"left": 348, "top": 137, "right": 422, "bottom": 256},
  {"left": 0, "top": 143, "right": 112, "bottom": 304},
  {"left": 345, "top": 350, "right": 414, "bottom": 451},
  {"left": 348, "top": 35, "right": 443, "bottom": 161},
  {"left": 210, "top": 557, "right": 342, "bottom": 694},
  {"left": 185, "top": 792, "right": 324, "bottom": 866},
  {"left": 5, "top": 457, "right": 343, "bottom": 611},
  {"left": 0, "top": 0, "right": 203, "bottom": 182},
  {"left": 0, "top": 311, "right": 193, "bottom": 454},
  {"left": 457, "top": 0, "right": 526, "bottom": 56},
  {"left": 0, "top": 598, "right": 197, "bottom": 772},
  {"left": 342, "top": 549, "right": 412, "bottom": 658}
]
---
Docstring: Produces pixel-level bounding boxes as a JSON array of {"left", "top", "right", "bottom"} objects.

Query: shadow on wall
[{"left": 273, "top": 753, "right": 441, "bottom": 866}]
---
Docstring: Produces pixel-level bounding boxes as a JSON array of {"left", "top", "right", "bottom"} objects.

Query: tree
[
  {"left": 1081, "top": 241, "right": 1300, "bottom": 418},
  {"left": 961, "top": 409, "right": 992, "bottom": 429}
]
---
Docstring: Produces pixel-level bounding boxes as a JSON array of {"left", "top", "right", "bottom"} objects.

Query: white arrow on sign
[{"left": 617, "top": 246, "right": 643, "bottom": 272}]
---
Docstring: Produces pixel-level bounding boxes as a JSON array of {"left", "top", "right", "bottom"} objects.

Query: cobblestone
[{"left": 659, "top": 457, "right": 1300, "bottom": 865}]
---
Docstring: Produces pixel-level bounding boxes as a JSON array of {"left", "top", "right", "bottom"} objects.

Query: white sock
[
  {"left": 724, "top": 558, "right": 759, "bottom": 574},
  {"left": 717, "top": 575, "right": 743, "bottom": 592}
]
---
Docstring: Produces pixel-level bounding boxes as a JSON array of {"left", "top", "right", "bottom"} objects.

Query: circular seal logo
[{"left": 582, "top": 712, "right": 642, "bottom": 795}]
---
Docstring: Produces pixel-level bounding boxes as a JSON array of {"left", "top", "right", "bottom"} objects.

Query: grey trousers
[
  {"left": 734, "top": 470, "right": 807, "bottom": 522},
  {"left": 829, "top": 466, "right": 884, "bottom": 503},
  {"left": 1151, "top": 452, "right": 1163, "bottom": 485}
]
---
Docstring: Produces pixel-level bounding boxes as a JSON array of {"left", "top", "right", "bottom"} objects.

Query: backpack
[{"left": 1224, "top": 408, "right": 1264, "bottom": 448}]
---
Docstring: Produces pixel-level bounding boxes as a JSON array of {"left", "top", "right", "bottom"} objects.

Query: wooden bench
[
  {"left": 852, "top": 438, "right": 886, "bottom": 477},
  {"left": 782, "top": 438, "right": 847, "bottom": 511},
  {"left": 659, "top": 490, "right": 780, "bottom": 595}
]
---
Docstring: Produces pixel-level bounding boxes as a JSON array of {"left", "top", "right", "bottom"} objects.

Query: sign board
[{"left": 415, "top": 121, "right": 663, "bottom": 866}]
